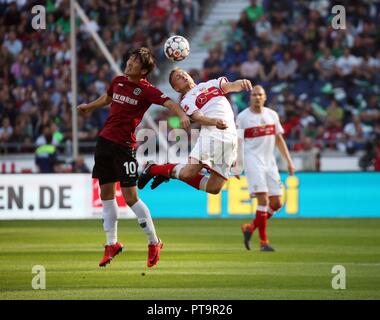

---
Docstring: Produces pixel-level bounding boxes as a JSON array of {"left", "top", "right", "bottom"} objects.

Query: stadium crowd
[
  {"left": 1, "top": 0, "right": 380, "bottom": 171},
  {"left": 0, "top": 0, "right": 204, "bottom": 156},
  {"left": 195, "top": 0, "right": 380, "bottom": 161}
]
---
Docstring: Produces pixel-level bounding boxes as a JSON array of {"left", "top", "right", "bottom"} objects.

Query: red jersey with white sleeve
[
  {"left": 100, "top": 75, "right": 170, "bottom": 148},
  {"left": 180, "top": 77, "right": 236, "bottom": 137}
]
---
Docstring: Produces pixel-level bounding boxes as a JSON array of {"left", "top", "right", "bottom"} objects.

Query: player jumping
[
  {"left": 77, "top": 48, "right": 190, "bottom": 267},
  {"left": 138, "top": 68, "right": 252, "bottom": 194},
  {"left": 237, "top": 85, "right": 295, "bottom": 252}
]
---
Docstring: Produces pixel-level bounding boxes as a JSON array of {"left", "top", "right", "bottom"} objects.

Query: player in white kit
[
  {"left": 138, "top": 68, "right": 252, "bottom": 194},
  {"left": 237, "top": 85, "right": 295, "bottom": 251}
]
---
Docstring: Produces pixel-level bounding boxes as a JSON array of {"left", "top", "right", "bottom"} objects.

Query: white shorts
[
  {"left": 245, "top": 165, "right": 283, "bottom": 197},
  {"left": 189, "top": 133, "right": 237, "bottom": 179}
]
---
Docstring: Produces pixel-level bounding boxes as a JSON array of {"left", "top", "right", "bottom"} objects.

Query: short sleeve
[
  {"left": 180, "top": 96, "right": 199, "bottom": 116},
  {"left": 206, "top": 77, "right": 229, "bottom": 94},
  {"left": 146, "top": 86, "right": 170, "bottom": 105},
  {"left": 273, "top": 111, "right": 284, "bottom": 135}
]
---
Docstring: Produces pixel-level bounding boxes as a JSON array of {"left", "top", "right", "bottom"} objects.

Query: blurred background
[{"left": 0, "top": 0, "right": 380, "bottom": 219}]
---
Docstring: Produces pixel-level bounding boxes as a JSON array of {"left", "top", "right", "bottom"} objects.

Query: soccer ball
[{"left": 164, "top": 35, "right": 190, "bottom": 62}]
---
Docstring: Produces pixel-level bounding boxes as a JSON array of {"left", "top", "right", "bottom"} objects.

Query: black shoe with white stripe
[{"left": 137, "top": 160, "right": 156, "bottom": 190}]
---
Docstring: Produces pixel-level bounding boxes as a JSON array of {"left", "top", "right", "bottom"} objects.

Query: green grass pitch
[{"left": 0, "top": 218, "right": 380, "bottom": 300}]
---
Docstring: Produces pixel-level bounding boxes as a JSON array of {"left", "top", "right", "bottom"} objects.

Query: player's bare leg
[
  {"left": 122, "top": 186, "right": 163, "bottom": 267},
  {"left": 203, "top": 172, "right": 227, "bottom": 194},
  {"left": 99, "top": 182, "right": 124, "bottom": 267},
  {"left": 268, "top": 196, "right": 282, "bottom": 217}
]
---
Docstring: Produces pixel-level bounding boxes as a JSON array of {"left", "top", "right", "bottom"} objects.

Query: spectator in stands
[
  {"left": 236, "top": 10, "right": 253, "bottom": 39},
  {"left": 275, "top": 50, "right": 298, "bottom": 82},
  {"left": 325, "top": 99, "right": 344, "bottom": 129},
  {"left": 245, "top": 0, "right": 264, "bottom": 23},
  {"left": 203, "top": 48, "right": 224, "bottom": 80},
  {"left": 357, "top": 51, "right": 380, "bottom": 82},
  {"left": 0, "top": 117, "right": 13, "bottom": 152},
  {"left": 335, "top": 47, "right": 361, "bottom": 86},
  {"left": 240, "top": 49, "right": 262, "bottom": 83},
  {"left": 35, "top": 129, "right": 58, "bottom": 173},
  {"left": 343, "top": 114, "right": 373, "bottom": 154},
  {"left": 314, "top": 47, "right": 336, "bottom": 80},
  {"left": 297, "top": 47, "right": 317, "bottom": 81},
  {"left": 259, "top": 47, "right": 277, "bottom": 85},
  {"left": 255, "top": 14, "right": 271, "bottom": 42},
  {"left": 3, "top": 31, "right": 23, "bottom": 57},
  {"left": 361, "top": 95, "right": 380, "bottom": 127},
  {"left": 295, "top": 136, "right": 321, "bottom": 171},
  {"left": 223, "top": 41, "right": 248, "bottom": 69},
  {"left": 71, "top": 156, "right": 91, "bottom": 173}
]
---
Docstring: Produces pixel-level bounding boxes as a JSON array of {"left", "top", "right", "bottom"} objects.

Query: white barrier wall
[
  {"left": 1, "top": 173, "right": 380, "bottom": 219},
  {"left": 0, "top": 174, "right": 135, "bottom": 220}
]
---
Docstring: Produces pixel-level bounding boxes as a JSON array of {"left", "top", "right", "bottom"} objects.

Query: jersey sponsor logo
[
  {"left": 133, "top": 88, "right": 142, "bottom": 95},
  {"left": 195, "top": 86, "right": 223, "bottom": 109},
  {"left": 244, "top": 124, "right": 275, "bottom": 138},
  {"left": 112, "top": 93, "right": 138, "bottom": 105},
  {"left": 183, "top": 104, "right": 190, "bottom": 112}
]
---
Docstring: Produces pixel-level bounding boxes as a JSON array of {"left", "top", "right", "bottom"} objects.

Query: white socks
[
  {"left": 172, "top": 164, "right": 185, "bottom": 179},
  {"left": 199, "top": 175, "right": 209, "bottom": 191},
  {"left": 130, "top": 199, "right": 159, "bottom": 244},
  {"left": 102, "top": 199, "right": 118, "bottom": 245}
]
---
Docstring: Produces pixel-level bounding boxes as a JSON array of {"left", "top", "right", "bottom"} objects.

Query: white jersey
[
  {"left": 180, "top": 77, "right": 237, "bottom": 137},
  {"left": 180, "top": 77, "right": 237, "bottom": 179},
  {"left": 236, "top": 107, "right": 284, "bottom": 170}
]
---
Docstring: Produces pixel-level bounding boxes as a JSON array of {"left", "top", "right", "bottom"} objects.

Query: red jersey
[{"left": 100, "top": 75, "right": 170, "bottom": 148}]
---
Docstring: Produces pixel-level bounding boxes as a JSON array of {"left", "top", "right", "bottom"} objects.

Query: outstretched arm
[
  {"left": 163, "top": 100, "right": 191, "bottom": 131},
  {"left": 275, "top": 134, "right": 295, "bottom": 175},
  {"left": 191, "top": 111, "right": 228, "bottom": 129},
  {"left": 221, "top": 79, "right": 253, "bottom": 93},
  {"left": 77, "top": 94, "right": 112, "bottom": 115}
]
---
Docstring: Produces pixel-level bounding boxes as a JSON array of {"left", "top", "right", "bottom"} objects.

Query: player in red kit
[{"left": 77, "top": 48, "right": 190, "bottom": 268}]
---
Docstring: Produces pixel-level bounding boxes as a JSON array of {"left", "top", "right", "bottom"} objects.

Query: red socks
[
  {"left": 150, "top": 164, "right": 206, "bottom": 190},
  {"left": 150, "top": 163, "right": 177, "bottom": 178},
  {"left": 250, "top": 206, "right": 272, "bottom": 243},
  {"left": 253, "top": 210, "right": 268, "bottom": 243}
]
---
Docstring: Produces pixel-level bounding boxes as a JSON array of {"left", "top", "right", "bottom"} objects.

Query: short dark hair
[{"left": 128, "top": 47, "right": 156, "bottom": 77}]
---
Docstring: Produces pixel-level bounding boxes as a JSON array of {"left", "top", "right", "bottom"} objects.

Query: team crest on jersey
[
  {"left": 133, "top": 88, "right": 142, "bottom": 95},
  {"left": 196, "top": 95, "right": 208, "bottom": 105}
]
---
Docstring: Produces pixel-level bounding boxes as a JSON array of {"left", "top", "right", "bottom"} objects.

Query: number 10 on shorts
[{"left": 124, "top": 161, "right": 137, "bottom": 175}]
